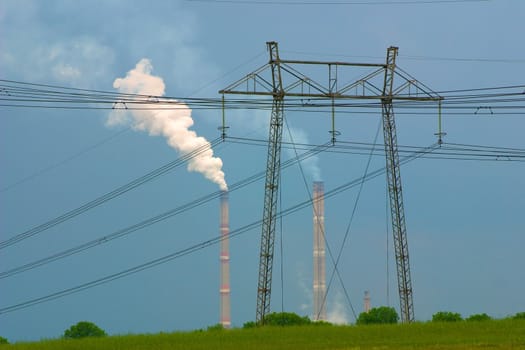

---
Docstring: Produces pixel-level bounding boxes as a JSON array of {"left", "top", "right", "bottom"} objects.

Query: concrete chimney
[
  {"left": 313, "top": 181, "right": 327, "bottom": 321},
  {"left": 219, "top": 190, "right": 231, "bottom": 328}
]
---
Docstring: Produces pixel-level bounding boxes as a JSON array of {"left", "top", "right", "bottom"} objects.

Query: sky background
[{"left": 1, "top": 0, "right": 524, "bottom": 342}]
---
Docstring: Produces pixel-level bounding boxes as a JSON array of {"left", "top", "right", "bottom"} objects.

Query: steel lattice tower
[
  {"left": 255, "top": 41, "right": 284, "bottom": 324},
  {"left": 220, "top": 42, "right": 441, "bottom": 325},
  {"left": 381, "top": 47, "right": 414, "bottom": 323}
]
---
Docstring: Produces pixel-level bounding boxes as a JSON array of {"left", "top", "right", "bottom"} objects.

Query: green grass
[{"left": 5, "top": 319, "right": 525, "bottom": 350}]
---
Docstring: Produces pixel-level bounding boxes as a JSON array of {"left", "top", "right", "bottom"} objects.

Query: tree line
[{"left": 1, "top": 310, "right": 524, "bottom": 344}]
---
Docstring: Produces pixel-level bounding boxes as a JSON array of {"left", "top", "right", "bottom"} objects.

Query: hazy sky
[{"left": 1, "top": 0, "right": 524, "bottom": 342}]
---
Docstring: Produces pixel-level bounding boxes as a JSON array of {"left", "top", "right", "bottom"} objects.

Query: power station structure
[
  {"left": 220, "top": 42, "right": 441, "bottom": 324},
  {"left": 219, "top": 190, "right": 231, "bottom": 328},
  {"left": 312, "top": 181, "right": 327, "bottom": 321}
]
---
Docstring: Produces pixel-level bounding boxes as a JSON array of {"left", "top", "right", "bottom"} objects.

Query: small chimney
[
  {"left": 219, "top": 190, "right": 231, "bottom": 328},
  {"left": 364, "top": 290, "right": 371, "bottom": 313}
]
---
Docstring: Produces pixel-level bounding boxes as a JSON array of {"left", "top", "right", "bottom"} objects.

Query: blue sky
[{"left": 1, "top": 0, "right": 524, "bottom": 342}]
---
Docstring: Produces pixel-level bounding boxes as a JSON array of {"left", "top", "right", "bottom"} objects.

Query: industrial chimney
[
  {"left": 313, "top": 181, "right": 327, "bottom": 321},
  {"left": 364, "top": 290, "right": 371, "bottom": 313},
  {"left": 219, "top": 190, "right": 231, "bottom": 328}
]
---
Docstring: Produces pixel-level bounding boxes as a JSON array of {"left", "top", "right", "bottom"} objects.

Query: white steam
[
  {"left": 326, "top": 291, "right": 349, "bottom": 325},
  {"left": 296, "top": 262, "right": 349, "bottom": 324},
  {"left": 108, "top": 59, "right": 227, "bottom": 191},
  {"left": 284, "top": 125, "right": 321, "bottom": 181},
  {"left": 226, "top": 109, "right": 321, "bottom": 181}
]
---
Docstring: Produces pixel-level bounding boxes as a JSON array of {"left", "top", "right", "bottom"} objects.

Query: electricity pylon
[
  {"left": 254, "top": 41, "right": 284, "bottom": 324},
  {"left": 382, "top": 46, "right": 413, "bottom": 322},
  {"left": 220, "top": 42, "right": 441, "bottom": 324}
]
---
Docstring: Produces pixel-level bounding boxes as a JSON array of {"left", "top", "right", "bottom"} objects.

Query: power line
[
  {"left": 2, "top": 79, "right": 524, "bottom": 114},
  {"left": 226, "top": 136, "right": 525, "bottom": 162},
  {"left": 0, "top": 143, "right": 328, "bottom": 279},
  {"left": 284, "top": 117, "right": 357, "bottom": 321},
  {"left": 321, "top": 117, "right": 383, "bottom": 321},
  {"left": 1, "top": 50, "right": 521, "bottom": 318},
  {"left": 0, "top": 128, "right": 131, "bottom": 193},
  {"left": 185, "top": 0, "right": 490, "bottom": 5},
  {"left": 282, "top": 50, "right": 525, "bottom": 64},
  {"left": 0, "top": 140, "right": 222, "bottom": 250},
  {"left": 401, "top": 55, "right": 525, "bottom": 64},
  {"left": 0, "top": 143, "right": 436, "bottom": 315}
]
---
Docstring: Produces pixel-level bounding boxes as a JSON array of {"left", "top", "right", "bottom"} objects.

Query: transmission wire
[
  {"left": 283, "top": 118, "right": 356, "bottom": 321},
  {"left": 321, "top": 117, "right": 382, "bottom": 321},
  {"left": 0, "top": 144, "right": 437, "bottom": 315},
  {"left": 0, "top": 128, "right": 131, "bottom": 193},
  {"left": 0, "top": 139, "right": 223, "bottom": 250},
  {"left": 0, "top": 142, "right": 329, "bottom": 279}
]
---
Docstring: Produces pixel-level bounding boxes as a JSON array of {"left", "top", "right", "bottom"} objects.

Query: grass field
[{"left": 5, "top": 319, "right": 525, "bottom": 350}]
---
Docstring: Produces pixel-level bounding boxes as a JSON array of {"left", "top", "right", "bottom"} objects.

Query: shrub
[
  {"left": 243, "top": 312, "right": 312, "bottom": 327},
  {"left": 242, "top": 321, "right": 256, "bottom": 329},
  {"left": 466, "top": 313, "right": 491, "bottom": 322},
  {"left": 264, "top": 312, "right": 312, "bottom": 326},
  {"left": 242, "top": 321, "right": 257, "bottom": 329},
  {"left": 513, "top": 312, "right": 525, "bottom": 320},
  {"left": 206, "top": 323, "right": 224, "bottom": 331},
  {"left": 0, "top": 336, "right": 8, "bottom": 345},
  {"left": 356, "top": 306, "right": 399, "bottom": 325},
  {"left": 432, "top": 311, "right": 462, "bottom": 322},
  {"left": 63, "top": 321, "right": 107, "bottom": 339}
]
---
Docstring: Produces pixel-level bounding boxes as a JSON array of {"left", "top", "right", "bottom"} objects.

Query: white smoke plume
[
  {"left": 108, "top": 59, "right": 227, "bottom": 191},
  {"left": 226, "top": 110, "right": 321, "bottom": 181},
  {"left": 284, "top": 125, "right": 321, "bottom": 181},
  {"left": 327, "top": 291, "right": 350, "bottom": 325}
]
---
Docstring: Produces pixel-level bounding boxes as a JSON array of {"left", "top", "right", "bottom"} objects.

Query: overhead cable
[
  {"left": 0, "top": 139, "right": 222, "bottom": 250},
  {"left": 0, "top": 143, "right": 329, "bottom": 278},
  {"left": 0, "top": 143, "right": 437, "bottom": 315}
]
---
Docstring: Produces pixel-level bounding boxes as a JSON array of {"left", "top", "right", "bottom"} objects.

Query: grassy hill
[{"left": 5, "top": 319, "right": 525, "bottom": 350}]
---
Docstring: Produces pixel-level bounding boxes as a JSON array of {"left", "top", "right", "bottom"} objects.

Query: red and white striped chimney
[
  {"left": 219, "top": 190, "right": 231, "bottom": 328},
  {"left": 313, "top": 181, "right": 327, "bottom": 321}
]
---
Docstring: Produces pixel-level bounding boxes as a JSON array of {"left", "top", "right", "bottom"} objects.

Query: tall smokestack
[
  {"left": 313, "top": 181, "right": 327, "bottom": 321},
  {"left": 219, "top": 190, "right": 231, "bottom": 328}
]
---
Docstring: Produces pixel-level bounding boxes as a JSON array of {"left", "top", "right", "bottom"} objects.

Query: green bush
[
  {"left": 63, "top": 321, "right": 107, "bottom": 339},
  {"left": 432, "top": 311, "right": 462, "bottom": 322},
  {"left": 242, "top": 321, "right": 256, "bottom": 329},
  {"left": 243, "top": 312, "right": 313, "bottom": 327},
  {"left": 206, "top": 323, "right": 224, "bottom": 331},
  {"left": 0, "top": 336, "right": 8, "bottom": 345},
  {"left": 264, "top": 312, "right": 312, "bottom": 326},
  {"left": 356, "top": 306, "right": 399, "bottom": 325},
  {"left": 466, "top": 313, "right": 491, "bottom": 322},
  {"left": 513, "top": 312, "right": 525, "bottom": 320}
]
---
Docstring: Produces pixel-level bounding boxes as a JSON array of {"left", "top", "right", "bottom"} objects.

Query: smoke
[
  {"left": 298, "top": 264, "right": 349, "bottom": 325},
  {"left": 108, "top": 59, "right": 227, "bottom": 191},
  {"left": 294, "top": 261, "right": 313, "bottom": 314},
  {"left": 283, "top": 125, "right": 322, "bottom": 181},
  {"left": 326, "top": 291, "right": 349, "bottom": 325},
  {"left": 226, "top": 108, "right": 321, "bottom": 181}
]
